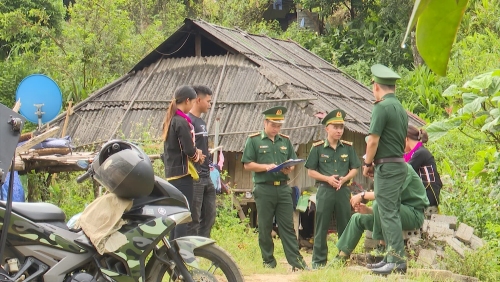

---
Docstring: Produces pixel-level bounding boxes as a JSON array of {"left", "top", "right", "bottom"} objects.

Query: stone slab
[{"left": 455, "top": 223, "right": 474, "bottom": 244}]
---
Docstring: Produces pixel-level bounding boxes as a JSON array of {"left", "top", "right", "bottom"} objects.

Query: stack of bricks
[{"left": 417, "top": 214, "right": 485, "bottom": 267}]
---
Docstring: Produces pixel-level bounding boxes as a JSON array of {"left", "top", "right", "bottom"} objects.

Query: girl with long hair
[{"left": 162, "top": 85, "right": 205, "bottom": 238}]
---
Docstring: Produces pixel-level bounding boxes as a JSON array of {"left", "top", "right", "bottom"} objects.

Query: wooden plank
[
  {"left": 195, "top": 33, "right": 202, "bottom": 57},
  {"left": 231, "top": 194, "right": 250, "bottom": 227},
  {"left": 15, "top": 126, "right": 60, "bottom": 154}
]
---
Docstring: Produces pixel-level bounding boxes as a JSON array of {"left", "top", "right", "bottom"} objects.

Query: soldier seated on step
[{"left": 335, "top": 163, "right": 429, "bottom": 267}]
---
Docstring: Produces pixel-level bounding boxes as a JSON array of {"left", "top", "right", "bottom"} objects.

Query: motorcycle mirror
[{"left": 76, "top": 160, "right": 89, "bottom": 169}]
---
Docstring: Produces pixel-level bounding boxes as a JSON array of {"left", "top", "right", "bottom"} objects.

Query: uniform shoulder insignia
[
  {"left": 341, "top": 140, "right": 353, "bottom": 146},
  {"left": 279, "top": 133, "right": 289, "bottom": 139},
  {"left": 372, "top": 98, "right": 385, "bottom": 104},
  {"left": 248, "top": 132, "right": 260, "bottom": 137},
  {"left": 313, "top": 140, "right": 325, "bottom": 147}
]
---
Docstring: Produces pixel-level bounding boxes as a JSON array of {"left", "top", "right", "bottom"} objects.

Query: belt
[
  {"left": 260, "top": 180, "right": 288, "bottom": 186},
  {"left": 373, "top": 157, "right": 405, "bottom": 165}
]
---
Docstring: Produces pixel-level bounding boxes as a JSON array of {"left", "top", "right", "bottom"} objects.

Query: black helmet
[{"left": 92, "top": 140, "right": 154, "bottom": 198}]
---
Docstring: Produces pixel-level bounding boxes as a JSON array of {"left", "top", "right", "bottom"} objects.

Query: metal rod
[{"left": 207, "top": 52, "right": 230, "bottom": 132}]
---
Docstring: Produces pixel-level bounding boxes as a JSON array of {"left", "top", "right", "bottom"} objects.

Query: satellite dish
[{"left": 15, "top": 74, "right": 63, "bottom": 128}]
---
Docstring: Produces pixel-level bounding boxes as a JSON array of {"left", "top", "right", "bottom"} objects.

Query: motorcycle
[{"left": 0, "top": 126, "right": 244, "bottom": 282}]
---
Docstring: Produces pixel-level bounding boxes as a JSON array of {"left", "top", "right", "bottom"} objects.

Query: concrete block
[
  {"left": 455, "top": 223, "right": 474, "bottom": 244},
  {"left": 365, "top": 230, "right": 373, "bottom": 239},
  {"left": 431, "top": 214, "right": 458, "bottom": 230},
  {"left": 364, "top": 238, "right": 379, "bottom": 250},
  {"left": 406, "top": 236, "right": 423, "bottom": 250},
  {"left": 424, "top": 206, "right": 439, "bottom": 219},
  {"left": 403, "top": 228, "right": 422, "bottom": 240},
  {"left": 422, "top": 219, "right": 430, "bottom": 231},
  {"left": 417, "top": 249, "right": 437, "bottom": 266},
  {"left": 469, "top": 234, "right": 485, "bottom": 250},
  {"left": 446, "top": 237, "right": 466, "bottom": 257},
  {"left": 425, "top": 221, "right": 454, "bottom": 240}
]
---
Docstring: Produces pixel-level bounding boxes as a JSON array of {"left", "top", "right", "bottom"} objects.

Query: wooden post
[
  {"left": 195, "top": 33, "right": 202, "bottom": 57},
  {"left": 231, "top": 194, "right": 250, "bottom": 228},
  {"left": 61, "top": 101, "right": 73, "bottom": 137},
  {"left": 213, "top": 117, "right": 220, "bottom": 164}
]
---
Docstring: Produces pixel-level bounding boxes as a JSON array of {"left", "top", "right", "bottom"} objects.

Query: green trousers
[
  {"left": 374, "top": 162, "right": 408, "bottom": 263},
  {"left": 254, "top": 184, "right": 306, "bottom": 268},
  {"left": 312, "top": 185, "right": 351, "bottom": 266},
  {"left": 336, "top": 201, "right": 425, "bottom": 255}
]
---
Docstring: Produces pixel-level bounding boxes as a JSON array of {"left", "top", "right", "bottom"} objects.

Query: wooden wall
[{"left": 222, "top": 131, "right": 370, "bottom": 193}]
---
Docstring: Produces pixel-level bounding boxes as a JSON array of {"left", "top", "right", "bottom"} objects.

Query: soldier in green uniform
[
  {"left": 304, "top": 109, "right": 360, "bottom": 269},
  {"left": 336, "top": 163, "right": 429, "bottom": 260},
  {"left": 241, "top": 106, "right": 308, "bottom": 270},
  {"left": 363, "top": 64, "right": 409, "bottom": 274}
]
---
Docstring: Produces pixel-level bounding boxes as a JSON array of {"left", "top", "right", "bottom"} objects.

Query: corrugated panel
[{"left": 51, "top": 19, "right": 425, "bottom": 150}]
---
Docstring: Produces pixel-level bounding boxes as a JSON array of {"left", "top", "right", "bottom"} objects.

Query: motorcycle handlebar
[{"left": 76, "top": 170, "right": 91, "bottom": 183}]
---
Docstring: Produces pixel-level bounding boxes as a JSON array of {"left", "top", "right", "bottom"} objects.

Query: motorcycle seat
[{"left": 1, "top": 202, "right": 66, "bottom": 222}]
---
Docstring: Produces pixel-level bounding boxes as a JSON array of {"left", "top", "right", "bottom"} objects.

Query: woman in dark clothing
[
  {"left": 404, "top": 125, "right": 442, "bottom": 208},
  {"left": 162, "top": 85, "right": 206, "bottom": 238}
]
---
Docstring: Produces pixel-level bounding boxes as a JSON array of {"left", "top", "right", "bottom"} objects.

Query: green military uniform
[
  {"left": 336, "top": 163, "right": 430, "bottom": 255},
  {"left": 304, "top": 109, "right": 361, "bottom": 268},
  {"left": 241, "top": 106, "right": 307, "bottom": 269},
  {"left": 368, "top": 64, "right": 409, "bottom": 264}
]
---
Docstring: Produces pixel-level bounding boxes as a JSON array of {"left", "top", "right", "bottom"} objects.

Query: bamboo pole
[{"left": 60, "top": 101, "right": 73, "bottom": 137}]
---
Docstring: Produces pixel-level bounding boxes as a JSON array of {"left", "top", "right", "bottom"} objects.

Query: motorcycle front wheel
[{"left": 146, "top": 244, "right": 244, "bottom": 282}]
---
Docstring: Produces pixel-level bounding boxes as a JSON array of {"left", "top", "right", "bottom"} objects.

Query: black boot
[{"left": 366, "top": 260, "right": 387, "bottom": 269}]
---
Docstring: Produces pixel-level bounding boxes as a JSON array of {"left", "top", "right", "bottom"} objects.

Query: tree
[{"left": 0, "top": 0, "right": 65, "bottom": 59}]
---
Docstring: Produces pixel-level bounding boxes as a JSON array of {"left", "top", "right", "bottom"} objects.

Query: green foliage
[
  {"left": 440, "top": 244, "right": 500, "bottom": 281},
  {"left": 406, "top": 0, "right": 469, "bottom": 76},
  {"left": 0, "top": 52, "right": 37, "bottom": 107},
  {"left": 397, "top": 65, "right": 450, "bottom": 120},
  {"left": 0, "top": 0, "right": 65, "bottom": 59},
  {"left": 199, "top": 0, "right": 269, "bottom": 30},
  {"left": 296, "top": 0, "right": 377, "bottom": 21}
]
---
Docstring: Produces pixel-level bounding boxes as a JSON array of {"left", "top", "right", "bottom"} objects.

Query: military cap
[
  {"left": 262, "top": 106, "right": 287, "bottom": 124},
  {"left": 322, "top": 109, "right": 346, "bottom": 126},
  {"left": 370, "top": 64, "right": 401, "bottom": 86}
]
